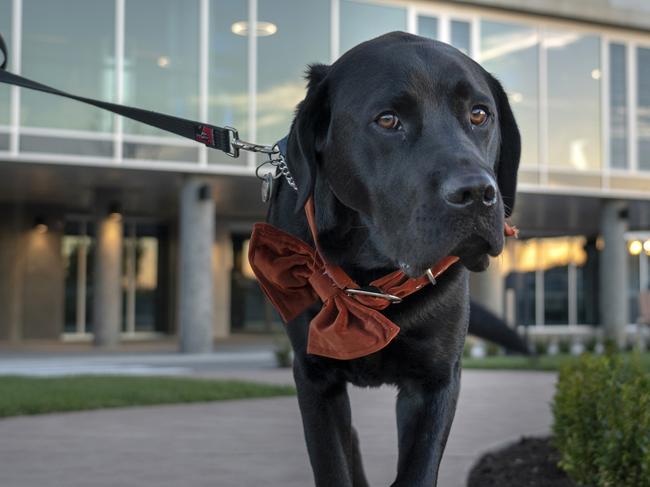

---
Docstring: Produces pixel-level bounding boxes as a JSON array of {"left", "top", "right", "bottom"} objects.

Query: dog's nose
[{"left": 442, "top": 174, "right": 497, "bottom": 209}]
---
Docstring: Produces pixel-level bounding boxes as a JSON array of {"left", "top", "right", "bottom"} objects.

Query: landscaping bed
[{"left": 467, "top": 436, "right": 575, "bottom": 487}]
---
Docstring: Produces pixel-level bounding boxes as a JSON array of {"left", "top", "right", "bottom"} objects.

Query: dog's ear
[
  {"left": 287, "top": 63, "right": 331, "bottom": 213},
  {"left": 487, "top": 74, "right": 521, "bottom": 218}
]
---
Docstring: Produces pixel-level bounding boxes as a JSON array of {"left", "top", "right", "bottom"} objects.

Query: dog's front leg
[
  {"left": 293, "top": 360, "right": 369, "bottom": 487},
  {"left": 391, "top": 364, "right": 461, "bottom": 486}
]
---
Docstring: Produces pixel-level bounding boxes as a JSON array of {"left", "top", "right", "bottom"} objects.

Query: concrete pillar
[
  {"left": 470, "top": 257, "right": 505, "bottom": 318},
  {"left": 599, "top": 200, "right": 629, "bottom": 349},
  {"left": 93, "top": 212, "right": 123, "bottom": 348},
  {"left": 213, "top": 224, "right": 232, "bottom": 339},
  {"left": 178, "top": 177, "right": 215, "bottom": 353}
]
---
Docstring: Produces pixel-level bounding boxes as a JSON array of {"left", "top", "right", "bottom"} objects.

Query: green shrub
[{"left": 552, "top": 354, "right": 650, "bottom": 487}]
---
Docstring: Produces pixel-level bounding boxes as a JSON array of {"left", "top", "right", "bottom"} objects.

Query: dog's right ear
[{"left": 287, "top": 63, "right": 331, "bottom": 213}]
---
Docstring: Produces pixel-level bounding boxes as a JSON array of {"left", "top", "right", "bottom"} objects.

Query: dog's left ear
[
  {"left": 487, "top": 74, "right": 521, "bottom": 218},
  {"left": 287, "top": 63, "right": 331, "bottom": 213}
]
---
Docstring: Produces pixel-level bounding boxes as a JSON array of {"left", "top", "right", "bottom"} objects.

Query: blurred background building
[{"left": 0, "top": 0, "right": 648, "bottom": 352}]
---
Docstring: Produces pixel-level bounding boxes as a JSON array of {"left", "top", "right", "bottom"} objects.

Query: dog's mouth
[{"left": 399, "top": 233, "right": 502, "bottom": 277}]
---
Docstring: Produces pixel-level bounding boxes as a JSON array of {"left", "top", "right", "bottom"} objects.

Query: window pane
[
  {"left": 418, "top": 16, "right": 438, "bottom": 40},
  {"left": 21, "top": 0, "right": 114, "bottom": 132},
  {"left": 0, "top": 0, "right": 11, "bottom": 127},
  {"left": 610, "top": 43, "right": 628, "bottom": 169},
  {"left": 451, "top": 20, "right": 470, "bottom": 56},
  {"left": 208, "top": 0, "right": 248, "bottom": 165},
  {"left": 340, "top": 1, "right": 406, "bottom": 55},
  {"left": 481, "top": 20, "right": 539, "bottom": 167},
  {"left": 124, "top": 0, "right": 199, "bottom": 137},
  {"left": 637, "top": 47, "right": 650, "bottom": 170},
  {"left": 576, "top": 240, "right": 599, "bottom": 325},
  {"left": 547, "top": 32, "right": 601, "bottom": 170},
  {"left": 544, "top": 266, "right": 569, "bottom": 324},
  {"left": 258, "top": 0, "right": 329, "bottom": 144},
  {"left": 506, "top": 271, "right": 536, "bottom": 327}
]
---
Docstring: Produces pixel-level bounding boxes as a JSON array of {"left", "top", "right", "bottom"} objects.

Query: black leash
[{"left": 0, "top": 32, "right": 269, "bottom": 159}]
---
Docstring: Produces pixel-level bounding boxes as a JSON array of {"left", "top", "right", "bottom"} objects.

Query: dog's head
[{"left": 287, "top": 32, "right": 520, "bottom": 276}]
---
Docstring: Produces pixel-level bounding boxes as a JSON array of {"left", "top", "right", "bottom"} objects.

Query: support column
[
  {"left": 93, "top": 210, "right": 123, "bottom": 348},
  {"left": 469, "top": 257, "right": 505, "bottom": 318},
  {"left": 599, "top": 200, "right": 629, "bottom": 349},
  {"left": 178, "top": 177, "right": 215, "bottom": 353}
]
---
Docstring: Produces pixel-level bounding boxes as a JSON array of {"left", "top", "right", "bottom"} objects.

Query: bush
[{"left": 552, "top": 354, "right": 650, "bottom": 487}]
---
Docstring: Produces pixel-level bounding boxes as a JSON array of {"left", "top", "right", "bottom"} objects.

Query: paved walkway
[{"left": 0, "top": 361, "right": 556, "bottom": 487}]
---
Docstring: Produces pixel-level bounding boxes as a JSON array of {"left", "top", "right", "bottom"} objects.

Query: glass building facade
[{"left": 0, "top": 0, "right": 649, "bottom": 344}]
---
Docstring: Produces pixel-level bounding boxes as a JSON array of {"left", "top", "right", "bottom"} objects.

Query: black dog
[{"left": 268, "top": 32, "right": 520, "bottom": 487}]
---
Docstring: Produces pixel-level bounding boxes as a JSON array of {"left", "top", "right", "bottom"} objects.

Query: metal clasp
[
  {"left": 345, "top": 287, "right": 403, "bottom": 304},
  {"left": 226, "top": 126, "right": 279, "bottom": 158}
]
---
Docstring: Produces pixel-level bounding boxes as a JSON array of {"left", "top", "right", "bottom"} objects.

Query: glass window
[
  {"left": 21, "top": 0, "right": 115, "bottom": 132},
  {"left": 544, "top": 266, "right": 569, "bottom": 324},
  {"left": 0, "top": 0, "right": 11, "bottom": 127},
  {"left": 546, "top": 31, "right": 601, "bottom": 170},
  {"left": 609, "top": 43, "right": 628, "bottom": 169},
  {"left": 418, "top": 15, "right": 438, "bottom": 40},
  {"left": 576, "top": 239, "right": 599, "bottom": 325},
  {"left": 506, "top": 271, "right": 536, "bottom": 327},
  {"left": 481, "top": 20, "right": 539, "bottom": 167},
  {"left": 637, "top": 47, "right": 650, "bottom": 170},
  {"left": 257, "top": 0, "right": 329, "bottom": 145},
  {"left": 124, "top": 0, "right": 199, "bottom": 137},
  {"left": 451, "top": 20, "right": 470, "bottom": 56},
  {"left": 208, "top": 0, "right": 248, "bottom": 165},
  {"left": 340, "top": 1, "right": 407, "bottom": 55}
]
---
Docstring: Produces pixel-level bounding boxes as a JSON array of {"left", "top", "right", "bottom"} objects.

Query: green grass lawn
[
  {"left": 462, "top": 352, "right": 650, "bottom": 372},
  {"left": 0, "top": 375, "right": 295, "bottom": 418}
]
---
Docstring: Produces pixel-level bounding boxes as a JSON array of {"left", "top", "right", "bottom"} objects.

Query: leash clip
[
  {"left": 345, "top": 287, "right": 403, "bottom": 304},
  {"left": 226, "top": 126, "right": 279, "bottom": 158}
]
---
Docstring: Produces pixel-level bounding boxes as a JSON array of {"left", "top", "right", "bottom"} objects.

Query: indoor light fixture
[
  {"left": 33, "top": 216, "right": 48, "bottom": 234},
  {"left": 629, "top": 240, "right": 643, "bottom": 256},
  {"left": 231, "top": 20, "right": 278, "bottom": 37}
]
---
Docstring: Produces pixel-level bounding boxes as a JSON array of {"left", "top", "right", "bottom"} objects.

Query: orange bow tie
[
  {"left": 248, "top": 198, "right": 518, "bottom": 360},
  {"left": 248, "top": 198, "right": 463, "bottom": 360}
]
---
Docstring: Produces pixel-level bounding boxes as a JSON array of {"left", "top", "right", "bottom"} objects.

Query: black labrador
[{"left": 268, "top": 32, "right": 520, "bottom": 487}]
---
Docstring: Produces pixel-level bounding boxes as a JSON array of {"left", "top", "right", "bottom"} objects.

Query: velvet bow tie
[{"left": 248, "top": 198, "right": 517, "bottom": 360}]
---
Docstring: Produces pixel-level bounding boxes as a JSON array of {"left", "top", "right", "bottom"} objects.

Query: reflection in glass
[
  {"left": 546, "top": 31, "right": 601, "bottom": 170},
  {"left": 576, "top": 240, "right": 599, "bottom": 325},
  {"left": 258, "top": 0, "right": 329, "bottom": 144},
  {"left": 208, "top": 0, "right": 249, "bottom": 165},
  {"left": 544, "top": 266, "right": 568, "bottom": 325},
  {"left": 481, "top": 20, "right": 539, "bottom": 167},
  {"left": 340, "top": 0, "right": 406, "bottom": 55},
  {"left": 21, "top": 0, "right": 114, "bottom": 132},
  {"left": 124, "top": 0, "right": 199, "bottom": 137},
  {"left": 0, "top": 0, "right": 11, "bottom": 126},
  {"left": 638, "top": 47, "right": 650, "bottom": 170},
  {"left": 62, "top": 221, "right": 94, "bottom": 334},
  {"left": 451, "top": 20, "right": 470, "bottom": 56},
  {"left": 610, "top": 43, "right": 628, "bottom": 169},
  {"left": 418, "top": 16, "right": 438, "bottom": 40}
]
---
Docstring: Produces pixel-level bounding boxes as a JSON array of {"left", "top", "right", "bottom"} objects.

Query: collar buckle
[{"left": 345, "top": 287, "right": 403, "bottom": 304}]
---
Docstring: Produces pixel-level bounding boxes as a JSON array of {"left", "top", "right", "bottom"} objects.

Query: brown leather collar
[{"left": 248, "top": 198, "right": 516, "bottom": 360}]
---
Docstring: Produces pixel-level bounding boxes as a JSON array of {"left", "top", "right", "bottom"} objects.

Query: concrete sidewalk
[{"left": 0, "top": 369, "right": 555, "bottom": 487}]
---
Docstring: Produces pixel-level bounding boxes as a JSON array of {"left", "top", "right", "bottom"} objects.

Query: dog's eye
[
  {"left": 470, "top": 106, "right": 489, "bottom": 126},
  {"left": 375, "top": 112, "right": 402, "bottom": 130}
]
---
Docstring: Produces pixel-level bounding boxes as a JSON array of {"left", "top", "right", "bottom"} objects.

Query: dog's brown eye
[
  {"left": 470, "top": 106, "right": 489, "bottom": 126},
  {"left": 376, "top": 112, "right": 401, "bottom": 130}
]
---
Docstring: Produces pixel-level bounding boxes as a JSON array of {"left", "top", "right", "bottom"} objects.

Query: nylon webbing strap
[{"left": 0, "top": 33, "right": 234, "bottom": 155}]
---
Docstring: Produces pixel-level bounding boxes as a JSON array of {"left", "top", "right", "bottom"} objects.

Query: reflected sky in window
[
  {"left": 546, "top": 31, "right": 601, "bottom": 170},
  {"left": 258, "top": 0, "right": 329, "bottom": 144},
  {"left": 610, "top": 43, "right": 628, "bottom": 169},
  {"left": 0, "top": 0, "right": 10, "bottom": 127},
  {"left": 481, "top": 20, "right": 539, "bottom": 167},
  {"left": 21, "top": 0, "right": 114, "bottom": 132},
  {"left": 340, "top": 1, "right": 406, "bottom": 55},
  {"left": 124, "top": 0, "right": 199, "bottom": 136},
  {"left": 208, "top": 0, "right": 248, "bottom": 165},
  {"left": 451, "top": 20, "right": 470, "bottom": 56},
  {"left": 638, "top": 47, "right": 650, "bottom": 170},
  {"left": 418, "top": 16, "right": 438, "bottom": 40}
]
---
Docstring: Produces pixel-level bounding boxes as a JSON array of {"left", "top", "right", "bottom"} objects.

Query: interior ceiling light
[
  {"left": 629, "top": 240, "right": 643, "bottom": 256},
  {"left": 157, "top": 56, "right": 170, "bottom": 68},
  {"left": 231, "top": 21, "right": 278, "bottom": 37}
]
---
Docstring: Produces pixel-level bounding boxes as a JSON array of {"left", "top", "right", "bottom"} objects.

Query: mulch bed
[{"left": 467, "top": 436, "right": 577, "bottom": 487}]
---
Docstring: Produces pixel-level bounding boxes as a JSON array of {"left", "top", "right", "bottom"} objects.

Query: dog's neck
[{"left": 268, "top": 176, "right": 397, "bottom": 285}]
